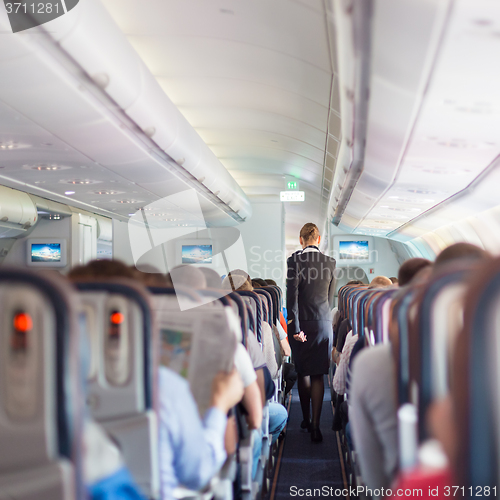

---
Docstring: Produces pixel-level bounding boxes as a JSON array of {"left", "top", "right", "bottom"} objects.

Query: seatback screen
[
  {"left": 338, "top": 240, "right": 369, "bottom": 260},
  {"left": 31, "top": 243, "right": 61, "bottom": 263},
  {"left": 181, "top": 244, "right": 212, "bottom": 264}
]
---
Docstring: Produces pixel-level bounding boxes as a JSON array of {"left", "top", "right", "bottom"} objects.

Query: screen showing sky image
[
  {"left": 338, "top": 240, "right": 369, "bottom": 260},
  {"left": 31, "top": 243, "right": 61, "bottom": 262},
  {"left": 181, "top": 244, "right": 213, "bottom": 264}
]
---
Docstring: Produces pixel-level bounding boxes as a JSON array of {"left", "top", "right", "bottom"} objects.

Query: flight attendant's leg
[
  {"left": 297, "top": 375, "right": 311, "bottom": 427},
  {"left": 310, "top": 374, "right": 324, "bottom": 428},
  {"left": 310, "top": 374, "right": 324, "bottom": 442}
]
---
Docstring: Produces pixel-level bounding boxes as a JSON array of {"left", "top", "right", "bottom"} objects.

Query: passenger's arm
[
  {"left": 242, "top": 380, "right": 263, "bottom": 429},
  {"left": 159, "top": 368, "right": 241, "bottom": 492},
  {"left": 256, "top": 368, "right": 266, "bottom": 407},
  {"left": 281, "top": 337, "right": 291, "bottom": 357}
]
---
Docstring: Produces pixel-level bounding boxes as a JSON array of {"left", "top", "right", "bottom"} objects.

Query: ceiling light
[
  {"left": 94, "top": 190, "right": 123, "bottom": 195},
  {"left": 128, "top": 213, "right": 135, "bottom": 217},
  {"left": 0, "top": 141, "right": 31, "bottom": 150},
  {"left": 61, "top": 179, "right": 100, "bottom": 185},
  {"left": 387, "top": 196, "right": 435, "bottom": 204},
  {"left": 65, "top": 191, "right": 75, "bottom": 195},
  {"left": 114, "top": 199, "right": 144, "bottom": 204},
  {"left": 24, "top": 163, "right": 70, "bottom": 171},
  {"left": 406, "top": 189, "right": 438, "bottom": 195}
]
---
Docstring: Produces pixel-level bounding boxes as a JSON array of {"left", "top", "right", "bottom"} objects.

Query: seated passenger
[
  {"left": 350, "top": 343, "right": 398, "bottom": 490},
  {"left": 199, "top": 267, "right": 223, "bottom": 288},
  {"left": 333, "top": 329, "right": 359, "bottom": 396},
  {"left": 398, "top": 258, "right": 432, "bottom": 286},
  {"left": 84, "top": 420, "right": 146, "bottom": 500},
  {"left": 369, "top": 275, "right": 393, "bottom": 288},
  {"left": 159, "top": 367, "right": 244, "bottom": 497},
  {"left": 70, "top": 260, "right": 245, "bottom": 497},
  {"left": 434, "top": 242, "right": 488, "bottom": 268},
  {"left": 389, "top": 277, "right": 399, "bottom": 285},
  {"left": 223, "top": 270, "right": 288, "bottom": 445},
  {"left": 166, "top": 264, "right": 207, "bottom": 289},
  {"left": 349, "top": 269, "right": 428, "bottom": 490},
  {"left": 332, "top": 318, "right": 351, "bottom": 364}
]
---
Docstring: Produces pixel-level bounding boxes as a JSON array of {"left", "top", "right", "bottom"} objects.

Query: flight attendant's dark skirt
[{"left": 290, "top": 320, "right": 333, "bottom": 376}]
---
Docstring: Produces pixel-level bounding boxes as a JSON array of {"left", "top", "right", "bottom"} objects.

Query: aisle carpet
[{"left": 272, "top": 377, "right": 345, "bottom": 498}]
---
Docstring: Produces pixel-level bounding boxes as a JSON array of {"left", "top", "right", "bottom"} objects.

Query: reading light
[
  {"left": 13, "top": 312, "right": 33, "bottom": 332},
  {"left": 280, "top": 191, "right": 305, "bottom": 202}
]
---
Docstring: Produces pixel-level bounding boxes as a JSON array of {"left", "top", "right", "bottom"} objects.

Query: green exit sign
[{"left": 287, "top": 181, "right": 297, "bottom": 190}]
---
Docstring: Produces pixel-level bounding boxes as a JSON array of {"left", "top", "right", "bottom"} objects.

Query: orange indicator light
[
  {"left": 110, "top": 312, "right": 124, "bottom": 325},
  {"left": 13, "top": 313, "right": 33, "bottom": 332}
]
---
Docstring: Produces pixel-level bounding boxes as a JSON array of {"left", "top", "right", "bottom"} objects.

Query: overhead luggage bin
[{"left": 0, "top": 0, "right": 251, "bottom": 226}]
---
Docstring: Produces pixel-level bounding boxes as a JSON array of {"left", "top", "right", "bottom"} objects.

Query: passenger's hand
[
  {"left": 293, "top": 331, "right": 307, "bottom": 342},
  {"left": 211, "top": 369, "right": 244, "bottom": 413}
]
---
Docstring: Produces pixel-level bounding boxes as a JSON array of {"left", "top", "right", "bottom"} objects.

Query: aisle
[{"left": 270, "top": 378, "right": 345, "bottom": 499}]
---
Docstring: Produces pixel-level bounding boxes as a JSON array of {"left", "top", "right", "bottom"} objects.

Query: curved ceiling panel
[{"left": 101, "top": 0, "right": 340, "bottom": 245}]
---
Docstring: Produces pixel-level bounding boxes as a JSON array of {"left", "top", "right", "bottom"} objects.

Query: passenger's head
[
  {"left": 251, "top": 280, "right": 262, "bottom": 288},
  {"left": 435, "top": 242, "right": 488, "bottom": 268},
  {"left": 252, "top": 278, "right": 268, "bottom": 288},
  {"left": 131, "top": 264, "right": 169, "bottom": 287},
  {"left": 68, "top": 259, "right": 137, "bottom": 281},
  {"left": 166, "top": 265, "right": 207, "bottom": 289},
  {"left": 265, "top": 279, "right": 277, "bottom": 286},
  {"left": 299, "top": 222, "right": 320, "bottom": 248},
  {"left": 398, "top": 258, "right": 432, "bottom": 286},
  {"left": 222, "top": 270, "right": 252, "bottom": 292},
  {"left": 198, "top": 267, "right": 222, "bottom": 288},
  {"left": 369, "top": 276, "right": 392, "bottom": 288},
  {"left": 346, "top": 280, "right": 364, "bottom": 286},
  {"left": 389, "top": 277, "right": 399, "bottom": 285}
]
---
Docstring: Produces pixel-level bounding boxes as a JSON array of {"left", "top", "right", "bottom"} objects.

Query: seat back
[
  {"left": 414, "top": 264, "right": 473, "bottom": 442},
  {"left": 0, "top": 269, "right": 84, "bottom": 500},
  {"left": 455, "top": 257, "right": 500, "bottom": 488},
  {"left": 75, "top": 280, "right": 159, "bottom": 499},
  {"left": 254, "top": 289, "right": 273, "bottom": 326}
]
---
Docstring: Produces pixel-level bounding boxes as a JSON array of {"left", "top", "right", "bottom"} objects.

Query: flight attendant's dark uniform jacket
[{"left": 286, "top": 246, "right": 336, "bottom": 376}]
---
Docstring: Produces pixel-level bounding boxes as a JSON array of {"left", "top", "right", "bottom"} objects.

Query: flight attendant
[{"left": 286, "top": 223, "right": 336, "bottom": 442}]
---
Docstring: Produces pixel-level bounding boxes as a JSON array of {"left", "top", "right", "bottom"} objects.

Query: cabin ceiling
[
  {"left": 101, "top": 0, "right": 340, "bottom": 248},
  {"left": 334, "top": 0, "right": 500, "bottom": 244}
]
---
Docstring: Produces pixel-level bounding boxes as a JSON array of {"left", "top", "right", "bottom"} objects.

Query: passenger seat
[{"left": 0, "top": 269, "right": 85, "bottom": 500}]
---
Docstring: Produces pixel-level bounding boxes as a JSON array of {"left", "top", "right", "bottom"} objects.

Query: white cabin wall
[
  {"left": 328, "top": 223, "right": 400, "bottom": 282},
  {"left": 238, "top": 200, "right": 286, "bottom": 290},
  {"left": 3, "top": 217, "right": 72, "bottom": 272}
]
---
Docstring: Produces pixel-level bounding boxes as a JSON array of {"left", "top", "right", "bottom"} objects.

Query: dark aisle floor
[{"left": 271, "top": 378, "right": 346, "bottom": 498}]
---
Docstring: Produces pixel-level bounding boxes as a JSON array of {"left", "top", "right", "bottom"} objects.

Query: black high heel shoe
[
  {"left": 310, "top": 427, "right": 323, "bottom": 443},
  {"left": 300, "top": 419, "right": 311, "bottom": 432}
]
